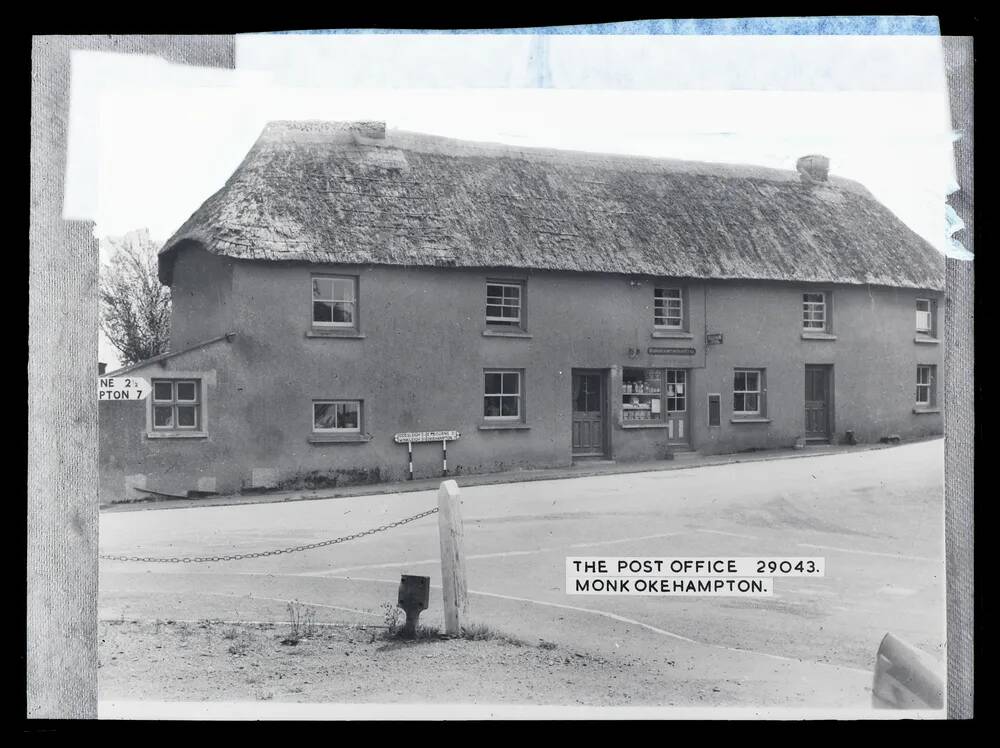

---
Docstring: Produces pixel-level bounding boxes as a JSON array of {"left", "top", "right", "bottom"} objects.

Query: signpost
[
  {"left": 97, "top": 376, "right": 150, "bottom": 401},
  {"left": 437, "top": 480, "right": 469, "bottom": 636},
  {"left": 394, "top": 431, "right": 461, "bottom": 480}
]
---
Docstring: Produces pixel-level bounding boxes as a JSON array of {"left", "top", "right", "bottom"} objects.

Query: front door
[
  {"left": 804, "top": 365, "right": 832, "bottom": 441},
  {"left": 572, "top": 370, "right": 606, "bottom": 457},
  {"left": 664, "top": 369, "right": 690, "bottom": 447}
]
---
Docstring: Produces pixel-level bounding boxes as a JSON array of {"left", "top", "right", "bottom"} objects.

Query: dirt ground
[{"left": 98, "top": 618, "right": 738, "bottom": 706}]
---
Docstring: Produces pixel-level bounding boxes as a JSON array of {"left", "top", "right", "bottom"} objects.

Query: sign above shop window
[
  {"left": 706, "top": 333, "right": 724, "bottom": 345},
  {"left": 394, "top": 430, "right": 461, "bottom": 443},
  {"left": 648, "top": 347, "right": 696, "bottom": 356}
]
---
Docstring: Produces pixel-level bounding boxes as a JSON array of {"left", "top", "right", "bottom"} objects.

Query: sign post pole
[
  {"left": 442, "top": 439, "right": 448, "bottom": 476},
  {"left": 437, "top": 480, "right": 469, "bottom": 636},
  {"left": 407, "top": 442, "right": 413, "bottom": 481}
]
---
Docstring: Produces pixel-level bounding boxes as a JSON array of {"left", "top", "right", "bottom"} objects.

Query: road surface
[{"left": 99, "top": 439, "right": 945, "bottom": 708}]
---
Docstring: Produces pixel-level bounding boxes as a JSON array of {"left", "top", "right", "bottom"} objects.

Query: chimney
[{"left": 796, "top": 154, "right": 830, "bottom": 184}]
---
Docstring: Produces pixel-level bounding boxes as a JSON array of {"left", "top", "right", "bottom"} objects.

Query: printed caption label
[
  {"left": 566, "top": 557, "right": 825, "bottom": 596},
  {"left": 98, "top": 376, "right": 150, "bottom": 401}
]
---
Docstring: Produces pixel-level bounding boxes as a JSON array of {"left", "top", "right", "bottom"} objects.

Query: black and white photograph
[{"left": 27, "top": 20, "right": 975, "bottom": 721}]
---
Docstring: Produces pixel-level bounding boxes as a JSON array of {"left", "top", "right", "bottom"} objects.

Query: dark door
[
  {"left": 572, "top": 371, "right": 606, "bottom": 456},
  {"left": 804, "top": 365, "right": 832, "bottom": 441}
]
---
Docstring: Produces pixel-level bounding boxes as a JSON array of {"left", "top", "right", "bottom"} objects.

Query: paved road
[{"left": 100, "top": 439, "right": 945, "bottom": 708}]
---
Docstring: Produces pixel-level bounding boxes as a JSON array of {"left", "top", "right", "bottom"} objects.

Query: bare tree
[{"left": 99, "top": 230, "right": 171, "bottom": 366}]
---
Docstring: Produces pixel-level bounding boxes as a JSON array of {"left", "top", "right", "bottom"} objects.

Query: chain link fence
[{"left": 99, "top": 507, "right": 439, "bottom": 563}]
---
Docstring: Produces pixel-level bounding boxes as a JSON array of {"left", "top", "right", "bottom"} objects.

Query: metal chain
[{"left": 99, "top": 507, "right": 439, "bottom": 563}]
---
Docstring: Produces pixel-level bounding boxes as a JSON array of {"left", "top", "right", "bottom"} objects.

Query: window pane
[
  {"left": 176, "top": 406, "right": 197, "bottom": 427},
  {"left": 916, "top": 299, "right": 930, "bottom": 312},
  {"left": 312, "top": 278, "right": 334, "bottom": 300},
  {"left": 484, "top": 396, "right": 501, "bottom": 417},
  {"left": 314, "top": 403, "right": 337, "bottom": 430},
  {"left": 734, "top": 393, "right": 745, "bottom": 412},
  {"left": 332, "top": 278, "right": 355, "bottom": 302},
  {"left": 337, "top": 402, "right": 359, "bottom": 430},
  {"left": 313, "top": 301, "right": 333, "bottom": 323},
  {"left": 485, "top": 373, "right": 502, "bottom": 395},
  {"left": 746, "top": 372, "right": 759, "bottom": 391},
  {"left": 176, "top": 382, "right": 196, "bottom": 402},
  {"left": 501, "top": 372, "right": 519, "bottom": 394},
  {"left": 153, "top": 382, "right": 173, "bottom": 401},
  {"left": 734, "top": 372, "right": 746, "bottom": 391},
  {"left": 500, "top": 396, "right": 519, "bottom": 417},
  {"left": 153, "top": 406, "right": 173, "bottom": 427},
  {"left": 331, "top": 302, "right": 354, "bottom": 324},
  {"left": 745, "top": 394, "right": 759, "bottom": 413}
]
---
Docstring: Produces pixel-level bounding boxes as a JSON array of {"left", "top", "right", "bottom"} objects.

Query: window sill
[
  {"left": 478, "top": 422, "right": 530, "bottom": 431},
  {"left": 482, "top": 329, "right": 532, "bottom": 339},
  {"left": 650, "top": 330, "right": 693, "bottom": 340},
  {"left": 146, "top": 431, "right": 208, "bottom": 440},
  {"left": 730, "top": 417, "right": 772, "bottom": 424},
  {"left": 619, "top": 421, "right": 668, "bottom": 429},
  {"left": 912, "top": 407, "right": 941, "bottom": 415},
  {"left": 308, "top": 433, "right": 373, "bottom": 444},
  {"left": 306, "top": 329, "right": 365, "bottom": 339},
  {"left": 801, "top": 332, "right": 838, "bottom": 341},
  {"left": 914, "top": 336, "right": 940, "bottom": 345}
]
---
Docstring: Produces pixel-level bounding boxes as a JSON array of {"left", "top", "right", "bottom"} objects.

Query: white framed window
[
  {"left": 916, "top": 365, "right": 936, "bottom": 407},
  {"left": 312, "top": 275, "right": 357, "bottom": 328},
  {"left": 484, "top": 370, "right": 522, "bottom": 420},
  {"left": 654, "top": 288, "right": 683, "bottom": 328},
  {"left": 916, "top": 298, "right": 933, "bottom": 334},
  {"left": 733, "top": 369, "right": 765, "bottom": 416},
  {"left": 151, "top": 379, "right": 201, "bottom": 431},
  {"left": 313, "top": 400, "right": 362, "bottom": 433},
  {"left": 803, "top": 292, "right": 827, "bottom": 330},
  {"left": 486, "top": 281, "right": 524, "bottom": 327}
]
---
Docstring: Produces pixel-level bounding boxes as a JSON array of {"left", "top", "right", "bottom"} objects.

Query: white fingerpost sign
[{"left": 98, "top": 376, "right": 150, "bottom": 401}]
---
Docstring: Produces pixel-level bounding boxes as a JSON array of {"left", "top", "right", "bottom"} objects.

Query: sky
[{"left": 64, "top": 33, "right": 959, "bottom": 368}]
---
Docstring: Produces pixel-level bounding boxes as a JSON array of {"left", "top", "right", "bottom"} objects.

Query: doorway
[
  {"left": 572, "top": 369, "right": 608, "bottom": 458},
  {"left": 804, "top": 365, "right": 833, "bottom": 442}
]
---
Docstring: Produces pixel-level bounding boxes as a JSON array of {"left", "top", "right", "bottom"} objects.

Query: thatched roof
[{"left": 159, "top": 121, "right": 944, "bottom": 290}]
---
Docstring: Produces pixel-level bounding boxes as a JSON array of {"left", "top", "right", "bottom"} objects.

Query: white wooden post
[{"left": 437, "top": 479, "right": 469, "bottom": 636}]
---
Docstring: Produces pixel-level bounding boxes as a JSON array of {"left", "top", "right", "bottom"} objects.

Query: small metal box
[{"left": 398, "top": 574, "right": 430, "bottom": 612}]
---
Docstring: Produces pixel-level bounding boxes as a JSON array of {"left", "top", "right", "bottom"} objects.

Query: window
[
  {"left": 707, "top": 393, "right": 722, "bottom": 427},
  {"left": 654, "top": 288, "right": 683, "bottom": 329},
  {"left": 916, "top": 365, "right": 936, "bottom": 407},
  {"left": 916, "top": 298, "right": 934, "bottom": 334},
  {"left": 621, "top": 368, "right": 687, "bottom": 423},
  {"left": 152, "top": 379, "right": 201, "bottom": 431},
  {"left": 484, "top": 370, "right": 522, "bottom": 420},
  {"left": 313, "top": 400, "right": 362, "bottom": 433},
  {"left": 733, "top": 369, "right": 765, "bottom": 416},
  {"left": 802, "top": 292, "right": 827, "bottom": 331},
  {"left": 486, "top": 281, "right": 524, "bottom": 327},
  {"left": 312, "top": 275, "right": 357, "bottom": 328}
]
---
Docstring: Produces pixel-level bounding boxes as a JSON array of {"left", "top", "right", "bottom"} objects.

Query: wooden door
[
  {"left": 805, "top": 365, "right": 832, "bottom": 441},
  {"left": 572, "top": 371, "right": 606, "bottom": 456}
]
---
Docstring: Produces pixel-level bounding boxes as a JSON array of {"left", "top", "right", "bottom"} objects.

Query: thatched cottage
[{"left": 98, "top": 121, "right": 944, "bottom": 502}]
